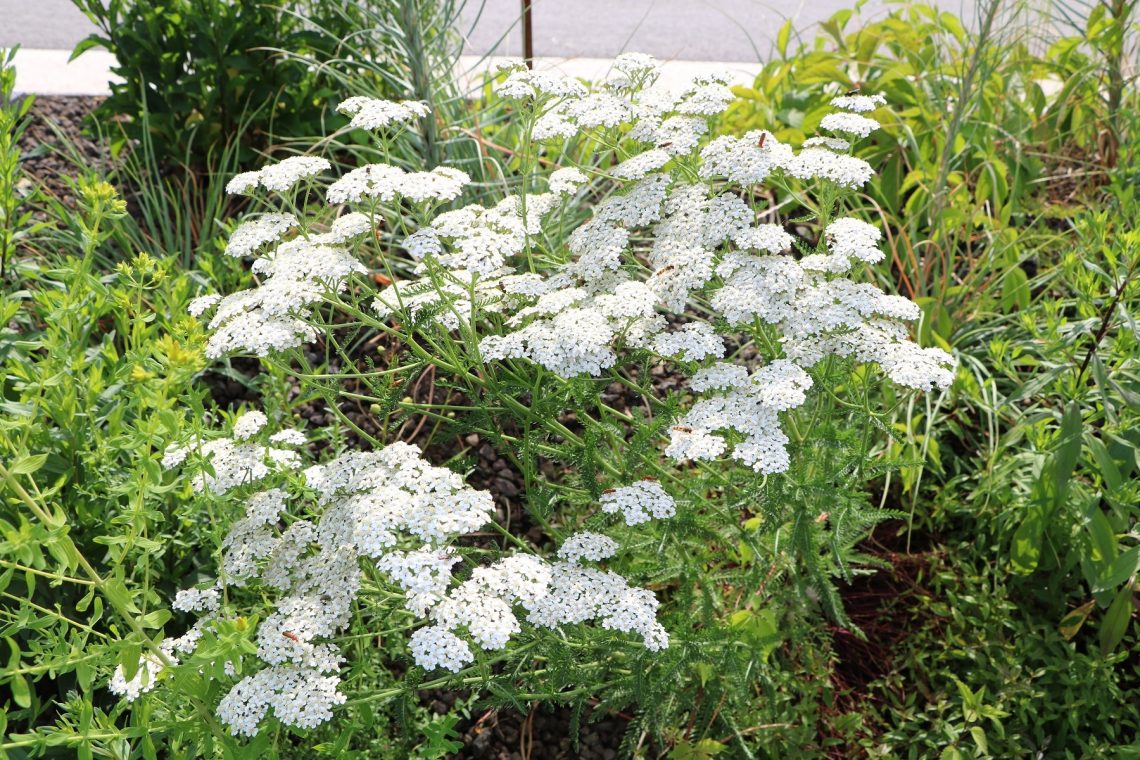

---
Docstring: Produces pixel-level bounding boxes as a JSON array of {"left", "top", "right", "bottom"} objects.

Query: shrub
[
  {"left": 0, "top": 47, "right": 48, "bottom": 280},
  {"left": 70, "top": 0, "right": 406, "bottom": 171},
  {"left": 0, "top": 178, "right": 216, "bottom": 751}
]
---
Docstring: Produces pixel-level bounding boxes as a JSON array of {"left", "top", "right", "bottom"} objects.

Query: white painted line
[{"left": 12, "top": 48, "right": 763, "bottom": 98}]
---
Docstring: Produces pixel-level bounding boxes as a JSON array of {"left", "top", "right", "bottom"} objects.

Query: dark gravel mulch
[{"left": 16, "top": 95, "right": 107, "bottom": 201}]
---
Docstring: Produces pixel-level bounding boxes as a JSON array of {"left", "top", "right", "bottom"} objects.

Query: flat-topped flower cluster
[
  {"left": 138, "top": 53, "right": 962, "bottom": 738},
  {"left": 188, "top": 53, "right": 953, "bottom": 478},
  {"left": 121, "top": 411, "right": 674, "bottom": 736}
]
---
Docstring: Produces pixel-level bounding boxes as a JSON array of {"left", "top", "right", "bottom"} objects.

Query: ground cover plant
[{"left": 2, "top": 0, "right": 1139, "bottom": 756}]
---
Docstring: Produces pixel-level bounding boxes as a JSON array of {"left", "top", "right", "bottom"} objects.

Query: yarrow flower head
[
  {"left": 337, "top": 97, "right": 429, "bottom": 130},
  {"left": 830, "top": 91, "right": 887, "bottom": 113},
  {"left": 558, "top": 532, "right": 619, "bottom": 564},
  {"left": 599, "top": 480, "right": 677, "bottom": 526},
  {"left": 160, "top": 412, "right": 302, "bottom": 494},
  {"left": 493, "top": 64, "right": 588, "bottom": 100},
  {"left": 224, "top": 214, "right": 297, "bottom": 258},
  {"left": 327, "top": 164, "right": 469, "bottom": 205},
  {"left": 227, "top": 156, "right": 331, "bottom": 195},
  {"left": 607, "top": 53, "right": 660, "bottom": 90},
  {"left": 819, "top": 112, "right": 880, "bottom": 139}
]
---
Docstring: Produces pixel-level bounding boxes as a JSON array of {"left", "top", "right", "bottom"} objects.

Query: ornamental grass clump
[{"left": 114, "top": 54, "right": 955, "bottom": 751}]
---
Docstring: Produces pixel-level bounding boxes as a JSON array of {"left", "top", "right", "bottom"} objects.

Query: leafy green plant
[
  {"left": 71, "top": 0, "right": 360, "bottom": 170},
  {"left": 946, "top": 181, "right": 1140, "bottom": 655},
  {"left": 862, "top": 547, "right": 1138, "bottom": 758},
  {"left": 722, "top": 1, "right": 1138, "bottom": 345},
  {"left": 0, "top": 47, "right": 48, "bottom": 281},
  {"left": 0, "top": 178, "right": 224, "bottom": 752}
]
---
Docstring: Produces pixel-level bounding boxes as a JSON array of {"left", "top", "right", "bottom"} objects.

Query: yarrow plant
[
  {"left": 115, "top": 54, "right": 955, "bottom": 749},
  {"left": 127, "top": 410, "right": 672, "bottom": 737}
]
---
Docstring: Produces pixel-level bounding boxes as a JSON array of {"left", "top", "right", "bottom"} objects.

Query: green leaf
[
  {"left": 969, "top": 726, "right": 989, "bottom": 755},
  {"left": 69, "top": 35, "right": 109, "bottom": 62},
  {"left": 140, "top": 609, "right": 172, "bottom": 630},
  {"left": 120, "top": 640, "right": 141, "bottom": 682},
  {"left": 776, "top": 19, "right": 793, "bottom": 58},
  {"left": 1086, "top": 435, "right": 1123, "bottom": 492},
  {"left": 9, "top": 453, "right": 48, "bottom": 475},
  {"left": 1000, "top": 266, "right": 1030, "bottom": 313},
  {"left": 1098, "top": 585, "right": 1134, "bottom": 655},
  {"left": 1086, "top": 507, "right": 1117, "bottom": 565},
  {"left": 9, "top": 671, "right": 30, "bottom": 708},
  {"left": 1010, "top": 512, "right": 1044, "bottom": 574},
  {"left": 1053, "top": 403, "right": 1083, "bottom": 509},
  {"left": 7, "top": 639, "right": 29, "bottom": 708},
  {"left": 1095, "top": 547, "right": 1140, "bottom": 594},
  {"left": 419, "top": 715, "right": 464, "bottom": 759}
]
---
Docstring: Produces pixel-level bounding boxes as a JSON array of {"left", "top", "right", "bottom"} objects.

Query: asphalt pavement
[{"left": 1, "top": 0, "right": 971, "bottom": 62}]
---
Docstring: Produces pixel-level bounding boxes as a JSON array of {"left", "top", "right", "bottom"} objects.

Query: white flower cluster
[
  {"left": 710, "top": 226, "right": 953, "bottom": 393},
  {"left": 374, "top": 66, "right": 951, "bottom": 441},
  {"left": 313, "top": 212, "right": 374, "bottom": 244},
  {"left": 700, "top": 129, "right": 874, "bottom": 189},
  {"left": 374, "top": 268, "right": 513, "bottom": 330},
  {"left": 492, "top": 60, "right": 588, "bottom": 100},
  {"left": 549, "top": 167, "right": 589, "bottom": 194},
  {"left": 191, "top": 218, "right": 368, "bottom": 357},
  {"left": 666, "top": 360, "right": 813, "bottom": 473},
  {"left": 160, "top": 410, "right": 676, "bottom": 730},
  {"left": 327, "top": 163, "right": 469, "bottom": 205},
  {"left": 154, "top": 416, "right": 672, "bottom": 727},
  {"left": 157, "top": 416, "right": 497, "bottom": 735},
  {"left": 194, "top": 58, "right": 953, "bottom": 485},
  {"left": 531, "top": 66, "right": 731, "bottom": 155},
  {"left": 652, "top": 322, "right": 725, "bottom": 362},
  {"left": 830, "top": 92, "right": 886, "bottom": 113},
  {"left": 173, "top": 586, "right": 220, "bottom": 614},
  {"left": 411, "top": 539, "right": 669, "bottom": 672},
  {"left": 224, "top": 214, "right": 297, "bottom": 258},
  {"left": 337, "top": 97, "right": 429, "bottom": 130},
  {"left": 558, "top": 531, "right": 619, "bottom": 564},
  {"left": 400, "top": 193, "right": 561, "bottom": 275},
  {"left": 606, "top": 53, "right": 661, "bottom": 91},
  {"left": 161, "top": 410, "right": 303, "bottom": 494},
  {"left": 599, "top": 480, "right": 677, "bottom": 526},
  {"left": 819, "top": 112, "right": 880, "bottom": 139},
  {"left": 479, "top": 277, "right": 664, "bottom": 377},
  {"left": 226, "top": 156, "right": 331, "bottom": 195},
  {"left": 108, "top": 652, "right": 169, "bottom": 702}
]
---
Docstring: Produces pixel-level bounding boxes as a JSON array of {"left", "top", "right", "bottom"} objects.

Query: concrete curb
[
  {"left": 12, "top": 48, "right": 765, "bottom": 97},
  {"left": 12, "top": 49, "right": 121, "bottom": 96}
]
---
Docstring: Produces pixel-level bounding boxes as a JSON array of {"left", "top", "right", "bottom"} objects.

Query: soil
[{"left": 15, "top": 94, "right": 108, "bottom": 202}]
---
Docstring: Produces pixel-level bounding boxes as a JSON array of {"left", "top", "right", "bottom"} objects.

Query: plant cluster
[
  {"left": 72, "top": 54, "right": 954, "bottom": 752},
  {"left": 4, "top": 0, "right": 1140, "bottom": 755}
]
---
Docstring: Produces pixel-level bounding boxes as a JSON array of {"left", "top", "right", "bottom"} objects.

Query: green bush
[
  {"left": 0, "top": 178, "right": 216, "bottom": 751},
  {"left": 70, "top": 0, "right": 390, "bottom": 170},
  {"left": 864, "top": 546, "right": 1139, "bottom": 758}
]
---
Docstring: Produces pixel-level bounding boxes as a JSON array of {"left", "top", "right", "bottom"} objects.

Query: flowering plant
[{"left": 117, "top": 54, "right": 954, "bottom": 750}]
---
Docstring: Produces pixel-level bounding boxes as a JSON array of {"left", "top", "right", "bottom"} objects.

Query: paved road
[{"left": 2, "top": 0, "right": 971, "bottom": 61}]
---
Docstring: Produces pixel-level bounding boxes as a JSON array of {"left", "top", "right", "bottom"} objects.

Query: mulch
[{"left": 15, "top": 94, "right": 107, "bottom": 201}]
